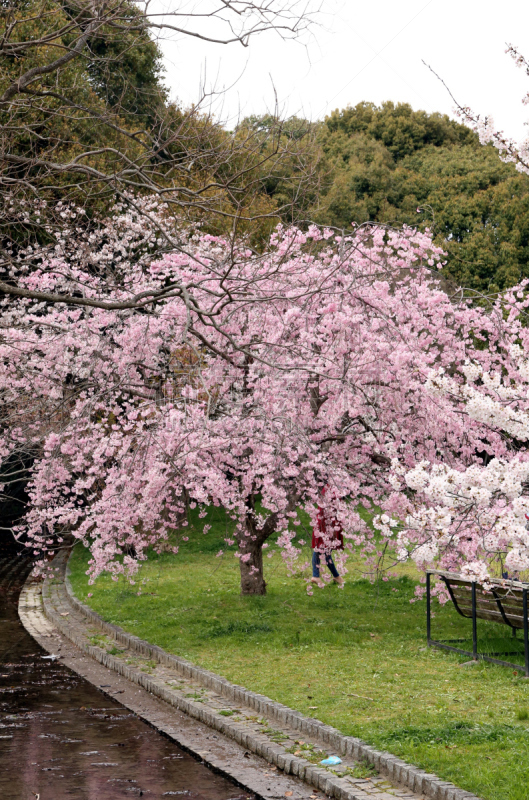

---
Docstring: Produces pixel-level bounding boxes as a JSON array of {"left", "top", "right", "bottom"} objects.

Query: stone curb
[
  {"left": 43, "top": 550, "right": 480, "bottom": 800},
  {"left": 18, "top": 566, "right": 311, "bottom": 800}
]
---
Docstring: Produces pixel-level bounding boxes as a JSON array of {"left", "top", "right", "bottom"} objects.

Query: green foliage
[
  {"left": 325, "top": 101, "right": 476, "bottom": 160},
  {"left": 82, "top": 3, "right": 167, "bottom": 127},
  {"left": 236, "top": 114, "right": 322, "bottom": 226},
  {"left": 0, "top": 0, "right": 282, "bottom": 251},
  {"left": 313, "top": 101, "right": 529, "bottom": 292},
  {"left": 0, "top": 0, "right": 159, "bottom": 234}
]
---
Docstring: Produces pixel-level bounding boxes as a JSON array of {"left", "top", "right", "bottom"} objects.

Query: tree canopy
[
  {"left": 0, "top": 0, "right": 316, "bottom": 258},
  {"left": 311, "top": 101, "right": 529, "bottom": 292},
  {"left": 3, "top": 206, "right": 525, "bottom": 593}
]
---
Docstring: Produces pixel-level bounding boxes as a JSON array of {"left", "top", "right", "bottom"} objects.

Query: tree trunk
[
  {"left": 238, "top": 503, "right": 284, "bottom": 596},
  {"left": 239, "top": 541, "right": 267, "bottom": 595}
]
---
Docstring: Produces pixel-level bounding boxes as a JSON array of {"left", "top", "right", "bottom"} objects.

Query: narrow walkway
[
  {"left": 19, "top": 572, "right": 310, "bottom": 800},
  {"left": 21, "top": 551, "right": 480, "bottom": 800},
  {"left": 1, "top": 552, "right": 254, "bottom": 800}
]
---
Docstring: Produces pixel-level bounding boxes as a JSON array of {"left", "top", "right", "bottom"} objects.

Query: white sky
[{"left": 157, "top": 0, "right": 529, "bottom": 140}]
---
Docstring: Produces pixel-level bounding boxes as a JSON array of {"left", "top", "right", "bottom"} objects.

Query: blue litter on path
[{"left": 320, "top": 756, "right": 342, "bottom": 766}]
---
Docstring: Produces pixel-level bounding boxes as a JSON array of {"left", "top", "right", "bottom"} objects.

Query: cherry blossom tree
[
  {"left": 433, "top": 43, "right": 529, "bottom": 181},
  {"left": 391, "top": 46, "right": 529, "bottom": 592},
  {"left": 394, "top": 288, "right": 529, "bottom": 590},
  {"left": 2, "top": 199, "right": 516, "bottom": 594}
]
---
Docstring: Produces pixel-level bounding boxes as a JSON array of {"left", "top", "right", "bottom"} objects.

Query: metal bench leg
[
  {"left": 522, "top": 589, "right": 529, "bottom": 676},
  {"left": 472, "top": 582, "right": 478, "bottom": 661},
  {"left": 427, "top": 572, "right": 431, "bottom": 645}
]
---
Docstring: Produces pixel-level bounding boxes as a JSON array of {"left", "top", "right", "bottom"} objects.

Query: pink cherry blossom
[{"left": 3, "top": 200, "right": 525, "bottom": 594}]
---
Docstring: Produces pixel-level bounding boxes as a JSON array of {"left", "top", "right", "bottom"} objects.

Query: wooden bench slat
[
  {"left": 452, "top": 605, "right": 503, "bottom": 621},
  {"left": 447, "top": 606, "right": 525, "bottom": 627},
  {"left": 449, "top": 585, "right": 521, "bottom": 601},
  {"left": 429, "top": 569, "right": 529, "bottom": 590},
  {"left": 450, "top": 592, "right": 506, "bottom": 610},
  {"left": 497, "top": 601, "right": 525, "bottom": 612},
  {"left": 435, "top": 570, "right": 529, "bottom": 631}
]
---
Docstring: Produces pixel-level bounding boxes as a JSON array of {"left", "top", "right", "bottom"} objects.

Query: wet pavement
[{"left": 0, "top": 547, "right": 255, "bottom": 800}]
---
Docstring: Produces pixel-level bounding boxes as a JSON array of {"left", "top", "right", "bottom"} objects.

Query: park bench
[{"left": 426, "top": 569, "right": 529, "bottom": 675}]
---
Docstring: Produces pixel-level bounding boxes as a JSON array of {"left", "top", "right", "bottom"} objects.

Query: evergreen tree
[{"left": 314, "top": 102, "right": 529, "bottom": 292}]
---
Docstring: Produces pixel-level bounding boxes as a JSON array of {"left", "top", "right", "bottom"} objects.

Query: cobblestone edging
[
  {"left": 18, "top": 565, "right": 315, "bottom": 800},
  {"left": 42, "top": 550, "right": 480, "bottom": 800}
]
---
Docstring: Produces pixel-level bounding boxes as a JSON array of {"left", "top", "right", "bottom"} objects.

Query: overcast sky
[{"left": 157, "top": 0, "right": 529, "bottom": 140}]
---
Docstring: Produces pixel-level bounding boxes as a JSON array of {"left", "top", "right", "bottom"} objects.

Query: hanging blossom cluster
[
  {"left": 0, "top": 204, "right": 519, "bottom": 592},
  {"left": 397, "top": 315, "right": 529, "bottom": 584},
  {"left": 457, "top": 44, "right": 529, "bottom": 176}
]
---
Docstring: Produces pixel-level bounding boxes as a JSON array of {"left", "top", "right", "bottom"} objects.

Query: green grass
[{"left": 69, "top": 506, "right": 529, "bottom": 800}]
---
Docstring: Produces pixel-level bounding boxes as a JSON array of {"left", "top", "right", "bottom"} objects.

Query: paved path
[
  {"left": 19, "top": 551, "right": 480, "bottom": 800},
  {"left": 2, "top": 553, "right": 258, "bottom": 800},
  {"left": 19, "top": 570, "right": 309, "bottom": 800}
]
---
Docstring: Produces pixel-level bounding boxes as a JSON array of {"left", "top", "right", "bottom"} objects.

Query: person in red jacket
[{"left": 311, "top": 503, "right": 344, "bottom": 586}]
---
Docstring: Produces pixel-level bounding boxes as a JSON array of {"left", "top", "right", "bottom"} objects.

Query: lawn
[{"left": 69, "top": 506, "right": 529, "bottom": 800}]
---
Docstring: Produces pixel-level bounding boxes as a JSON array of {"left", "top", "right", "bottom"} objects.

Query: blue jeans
[{"left": 312, "top": 550, "right": 339, "bottom": 579}]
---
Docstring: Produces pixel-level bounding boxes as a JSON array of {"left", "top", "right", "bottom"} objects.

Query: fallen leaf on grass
[{"left": 346, "top": 693, "right": 373, "bottom": 701}]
